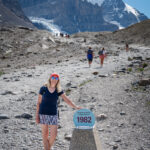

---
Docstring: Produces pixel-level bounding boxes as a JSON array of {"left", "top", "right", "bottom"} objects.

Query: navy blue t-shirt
[
  {"left": 39, "top": 86, "right": 64, "bottom": 115},
  {"left": 87, "top": 49, "right": 93, "bottom": 60}
]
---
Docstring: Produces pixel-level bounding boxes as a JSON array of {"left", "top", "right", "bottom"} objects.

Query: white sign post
[{"left": 69, "top": 109, "right": 102, "bottom": 150}]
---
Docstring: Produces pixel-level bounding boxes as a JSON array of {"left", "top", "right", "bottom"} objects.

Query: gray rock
[
  {"left": 7, "top": 64, "right": 11, "bottom": 68},
  {"left": 125, "top": 89, "right": 130, "bottom": 92},
  {"left": 14, "top": 78, "right": 20, "bottom": 81},
  {"left": 1, "top": 91, "right": 16, "bottom": 95},
  {"left": 96, "top": 114, "right": 107, "bottom": 121},
  {"left": 128, "top": 63, "right": 134, "bottom": 67},
  {"left": 114, "top": 138, "right": 121, "bottom": 142},
  {"left": 0, "top": 114, "right": 9, "bottom": 119},
  {"left": 27, "top": 74, "right": 32, "bottom": 77},
  {"left": 118, "top": 123, "right": 124, "bottom": 127},
  {"left": 76, "top": 75, "right": 80, "bottom": 77},
  {"left": 138, "top": 78, "right": 150, "bottom": 86},
  {"left": 66, "top": 83, "right": 72, "bottom": 87},
  {"left": 99, "top": 74, "right": 108, "bottom": 77},
  {"left": 98, "top": 129, "right": 104, "bottom": 132},
  {"left": 120, "top": 112, "right": 126, "bottom": 116},
  {"left": 113, "top": 144, "right": 118, "bottom": 149},
  {"left": 15, "top": 113, "right": 32, "bottom": 119},
  {"left": 64, "top": 133, "right": 72, "bottom": 141},
  {"left": 3, "top": 129, "right": 9, "bottom": 133},
  {"left": 71, "top": 86, "right": 77, "bottom": 89},
  {"left": 133, "top": 56, "right": 143, "bottom": 61}
]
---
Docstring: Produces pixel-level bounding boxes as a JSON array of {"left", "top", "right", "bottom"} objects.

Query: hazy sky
[{"left": 123, "top": 0, "right": 150, "bottom": 18}]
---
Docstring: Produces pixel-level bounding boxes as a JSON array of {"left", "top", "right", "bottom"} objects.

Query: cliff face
[
  {"left": 19, "top": 0, "right": 148, "bottom": 34},
  {"left": 0, "top": 0, "right": 34, "bottom": 28},
  {"left": 19, "top": 0, "right": 118, "bottom": 33}
]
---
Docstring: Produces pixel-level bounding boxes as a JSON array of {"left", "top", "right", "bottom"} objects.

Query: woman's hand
[
  {"left": 75, "top": 106, "right": 82, "bottom": 110},
  {"left": 36, "top": 114, "right": 40, "bottom": 124}
]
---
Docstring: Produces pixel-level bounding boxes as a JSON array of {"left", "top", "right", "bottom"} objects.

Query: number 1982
[{"left": 77, "top": 116, "right": 91, "bottom": 123}]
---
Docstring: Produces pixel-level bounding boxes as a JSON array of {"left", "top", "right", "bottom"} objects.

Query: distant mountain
[
  {"left": 19, "top": 0, "right": 148, "bottom": 34},
  {"left": 101, "top": 0, "right": 148, "bottom": 29},
  {"left": 0, "top": 0, "right": 34, "bottom": 28}
]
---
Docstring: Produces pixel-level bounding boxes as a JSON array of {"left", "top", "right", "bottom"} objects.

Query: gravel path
[{"left": 0, "top": 44, "right": 150, "bottom": 150}]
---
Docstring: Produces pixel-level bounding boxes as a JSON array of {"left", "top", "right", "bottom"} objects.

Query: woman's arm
[
  {"left": 61, "top": 93, "right": 81, "bottom": 109},
  {"left": 36, "top": 94, "right": 42, "bottom": 124}
]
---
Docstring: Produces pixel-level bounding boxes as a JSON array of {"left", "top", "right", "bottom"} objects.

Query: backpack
[
  {"left": 88, "top": 49, "right": 93, "bottom": 55},
  {"left": 98, "top": 50, "right": 103, "bottom": 55}
]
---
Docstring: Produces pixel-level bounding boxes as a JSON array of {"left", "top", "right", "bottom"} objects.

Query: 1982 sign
[{"left": 73, "top": 109, "right": 95, "bottom": 128}]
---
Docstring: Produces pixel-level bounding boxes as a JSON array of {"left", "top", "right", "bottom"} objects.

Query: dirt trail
[{"left": 0, "top": 44, "right": 150, "bottom": 150}]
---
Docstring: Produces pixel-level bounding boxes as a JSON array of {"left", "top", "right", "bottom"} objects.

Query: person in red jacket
[{"left": 98, "top": 47, "right": 106, "bottom": 67}]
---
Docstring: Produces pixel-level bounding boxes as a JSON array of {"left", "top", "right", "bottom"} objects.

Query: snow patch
[
  {"left": 82, "top": 0, "right": 104, "bottom": 7},
  {"left": 29, "top": 17, "right": 64, "bottom": 35},
  {"left": 118, "top": 14, "right": 123, "bottom": 19},
  {"left": 124, "top": 3, "right": 140, "bottom": 22},
  {"left": 104, "top": 15, "right": 124, "bottom": 30},
  {"left": 109, "top": 21, "right": 124, "bottom": 30}
]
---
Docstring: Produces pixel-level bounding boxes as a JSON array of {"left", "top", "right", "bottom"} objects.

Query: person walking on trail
[
  {"left": 126, "top": 43, "right": 129, "bottom": 52},
  {"left": 98, "top": 47, "right": 106, "bottom": 67},
  {"left": 87, "top": 47, "right": 94, "bottom": 67},
  {"left": 36, "top": 73, "right": 81, "bottom": 150}
]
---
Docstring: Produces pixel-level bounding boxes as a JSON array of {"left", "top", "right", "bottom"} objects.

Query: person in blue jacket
[
  {"left": 87, "top": 47, "right": 94, "bottom": 67},
  {"left": 36, "top": 73, "right": 81, "bottom": 150}
]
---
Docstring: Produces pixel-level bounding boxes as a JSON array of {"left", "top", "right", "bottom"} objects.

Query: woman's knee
[
  {"left": 41, "top": 125, "right": 49, "bottom": 137},
  {"left": 50, "top": 126, "right": 58, "bottom": 137}
]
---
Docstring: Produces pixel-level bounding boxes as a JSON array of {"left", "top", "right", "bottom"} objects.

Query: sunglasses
[{"left": 51, "top": 76, "right": 59, "bottom": 80}]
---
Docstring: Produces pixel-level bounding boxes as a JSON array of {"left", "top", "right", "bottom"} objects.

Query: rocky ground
[{"left": 0, "top": 27, "right": 150, "bottom": 150}]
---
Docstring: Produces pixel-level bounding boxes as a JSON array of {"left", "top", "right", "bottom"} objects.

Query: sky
[{"left": 123, "top": 0, "right": 150, "bottom": 18}]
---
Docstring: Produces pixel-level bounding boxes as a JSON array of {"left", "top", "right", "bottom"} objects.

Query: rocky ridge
[{"left": 0, "top": 0, "right": 34, "bottom": 28}]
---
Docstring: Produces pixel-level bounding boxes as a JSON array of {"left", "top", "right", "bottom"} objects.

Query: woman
[
  {"left": 87, "top": 47, "right": 94, "bottom": 67},
  {"left": 98, "top": 47, "right": 106, "bottom": 67},
  {"left": 36, "top": 73, "right": 81, "bottom": 150}
]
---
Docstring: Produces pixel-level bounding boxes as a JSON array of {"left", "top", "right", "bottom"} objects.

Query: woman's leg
[
  {"left": 101, "top": 57, "right": 104, "bottom": 66},
  {"left": 88, "top": 60, "right": 92, "bottom": 67},
  {"left": 41, "top": 125, "right": 50, "bottom": 150},
  {"left": 48, "top": 125, "right": 58, "bottom": 150}
]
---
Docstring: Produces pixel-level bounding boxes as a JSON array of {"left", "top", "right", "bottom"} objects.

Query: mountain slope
[
  {"left": 19, "top": 0, "right": 118, "bottom": 33},
  {"left": 0, "top": 0, "right": 34, "bottom": 28},
  {"left": 92, "top": 19, "right": 150, "bottom": 46},
  {"left": 110, "top": 19, "right": 150, "bottom": 46},
  {"left": 101, "top": 0, "right": 148, "bottom": 28},
  {"left": 19, "top": 0, "right": 148, "bottom": 34}
]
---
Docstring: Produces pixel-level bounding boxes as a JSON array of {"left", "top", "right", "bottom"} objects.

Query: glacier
[{"left": 29, "top": 17, "right": 64, "bottom": 34}]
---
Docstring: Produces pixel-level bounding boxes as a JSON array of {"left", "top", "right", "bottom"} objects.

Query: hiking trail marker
[
  {"left": 73, "top": 109, "right": 95, "bottom": 129},
  {"left": 69, "top": 109, "right": 102, "bottom": 150}
]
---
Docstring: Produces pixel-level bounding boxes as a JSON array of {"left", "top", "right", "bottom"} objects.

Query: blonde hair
[{"left": 44, "top": 77, "right": 62, "bottom": 93}]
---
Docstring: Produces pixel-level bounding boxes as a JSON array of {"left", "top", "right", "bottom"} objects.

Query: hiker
[
  {"left": 126, "top": 43, "right": 129, "bottom": 52},
  {"left": 60, "top": 33, "right": 64, "bottom": 37},
  {"left": 87, "top": 47, "right": 94, "bottom": 67},
  {"left": 98, "top": 47, "right": 106, "bottom": 67},
  {"left": 36, "top": 73, "right": 81, "bottom": 150}
]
